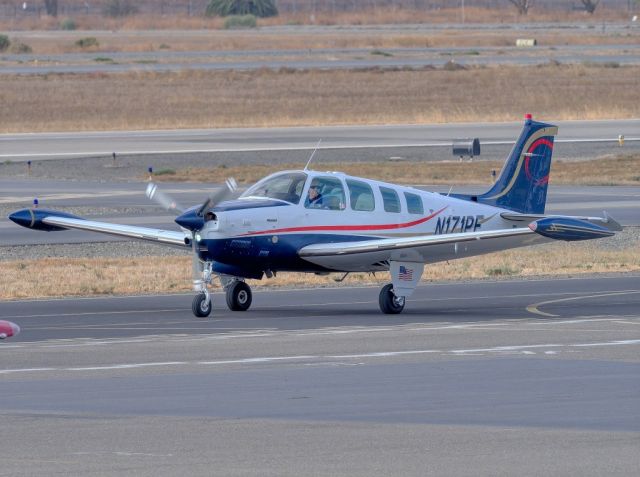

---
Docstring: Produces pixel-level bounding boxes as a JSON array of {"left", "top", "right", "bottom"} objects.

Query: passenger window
[
  {"left": 304, "top": 177, "right": 346, "bottom": 211},
  {"left": 380, "top": 186, "right": 401, "bottom": 213},
  {"left": 347, "top": 179, "right": 375, "bottom": 212},
  {"left": 404, "top": 192, "right": 424, "bottom": 215}
]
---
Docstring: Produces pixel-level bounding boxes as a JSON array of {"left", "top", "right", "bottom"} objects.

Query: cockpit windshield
[{"left": 240, "top": 172, "right": 308, "bottom": 204}]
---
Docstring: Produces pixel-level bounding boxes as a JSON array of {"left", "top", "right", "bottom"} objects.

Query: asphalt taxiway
[{"left": 1, "top": 276, "right": 639, "bottom": 476}]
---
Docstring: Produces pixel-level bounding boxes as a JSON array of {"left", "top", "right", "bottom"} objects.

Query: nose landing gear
[
  {"left": 190, "top": 264, "right": 255, "bottom": 317},
  {"left": 192, "top": 290, "right": 212, "bottom": 318}
]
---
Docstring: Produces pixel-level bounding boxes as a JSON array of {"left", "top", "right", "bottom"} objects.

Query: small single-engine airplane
[{"left": 9, "top": 115, "right": 621, "bottom": 317}]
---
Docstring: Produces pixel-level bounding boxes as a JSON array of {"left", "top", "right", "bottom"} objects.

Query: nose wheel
[
  {"left": 379, "top": 283, "right": 405, "bottom": 314},
  {"left": 226, "top": 280, "right": 253, "bottom": 311},
  {"left": 192, "top": 291, "right": 212, "bottom": 318}
]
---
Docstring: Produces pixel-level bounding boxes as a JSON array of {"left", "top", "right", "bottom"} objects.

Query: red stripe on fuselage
[{"left": 241, "top": 206, "right": 449, "bottom": 236}]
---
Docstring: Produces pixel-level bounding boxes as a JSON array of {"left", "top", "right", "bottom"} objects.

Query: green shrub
[
  {"left": 206, "top": 0, "right": 277, "bottom": 18},
  {"left": 60, "top": 18, "right": 77, "bottom": 30},
  {"left": 224, "top": 14, "right": 257, "bottom": 29},
  {"left": 442, "top": 60, "right": 466, "bottom": 71},
  {"left": 0, "top": 34, "right": 10, "bottom": 52},
  {"left": 75, "top": 37, "right": 99, "bottom": 48},
  {"left": 103, "top": 0, "right": 138, "bottom": 17},
  {"left": 371, "top": 49, "right": 393, "bottom": 57},
  {"left": 154, "top": 168, "right": 176, "bottom": 176},
  {"left": 10, "top": 42, "right": 32, "bottom": 54},
  {"left": 485, "top": 265, "right": 520, "bottom": 277}
]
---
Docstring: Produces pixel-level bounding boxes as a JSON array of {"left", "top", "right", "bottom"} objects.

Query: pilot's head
[{"left": 309, "top": 185, "right": 320, "bottom": 200}]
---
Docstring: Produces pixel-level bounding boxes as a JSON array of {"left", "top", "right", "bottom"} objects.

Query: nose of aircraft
[
  {"left": 0, "top": 320, "right": 20, "bottom": 339},
  {"left": 175, "top": 208, "right": 204, "bottom": 232},
  {"left": 8, "top": 209, "right": 33, "bottom": 228}
]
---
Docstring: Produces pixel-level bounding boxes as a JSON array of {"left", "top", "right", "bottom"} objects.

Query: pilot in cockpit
[{"left": 306, "top": 184, "right": 324, "bottom": 208}]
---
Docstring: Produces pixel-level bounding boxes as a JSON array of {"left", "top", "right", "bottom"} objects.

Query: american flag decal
[{"left": 399, "top": 266, "right": 413, "bottom": 281}]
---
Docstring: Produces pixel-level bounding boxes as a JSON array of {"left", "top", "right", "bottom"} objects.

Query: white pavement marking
[
  {"left": 2, "top": 138, "right": 639, "bottom": 161},
  {"left": 0, "top": 188, "right": 209, "bottom": 204},
  {"left": 66, "top": 361, "right": 184, "bottom": 371},
  {"left": 3, "top": 316, "right": 638, "bottom": 351},
  {"left": 2, "top": 339, "right": 639, "bottom": 375}
]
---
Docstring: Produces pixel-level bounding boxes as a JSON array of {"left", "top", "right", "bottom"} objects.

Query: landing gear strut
[
  {"left": 226, "top": 280, "right": 252, "bottom": 311},
  {"left": 379, "top": 283, "right": 405, "bottom": 314}
]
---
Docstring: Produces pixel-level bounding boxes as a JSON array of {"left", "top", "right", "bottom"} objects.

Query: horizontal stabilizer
[
  {"left": 502, "top": 211, "right": 623, "bottom": 231},
  {"left": 528, "top": 217, "right": 616, "bottom": 241}
]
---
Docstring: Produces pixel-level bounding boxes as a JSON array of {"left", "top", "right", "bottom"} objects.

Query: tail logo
[{"left": 524, "top": 138, "right": 553, "bottom": 187}]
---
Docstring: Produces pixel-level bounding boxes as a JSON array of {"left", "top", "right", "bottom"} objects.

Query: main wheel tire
[
  {"left": 192, "top": 293, "right": 212, "bottom": 318},
  {"left": 226, "top": 281, "right": 252, "bottom": 311},
  {"left": 379, "top": 283, "right": 405, "bottom": 314}
]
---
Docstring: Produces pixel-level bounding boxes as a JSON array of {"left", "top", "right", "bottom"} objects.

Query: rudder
[{"left": 477, "top": 114, "right": 558, "bottom": 214}]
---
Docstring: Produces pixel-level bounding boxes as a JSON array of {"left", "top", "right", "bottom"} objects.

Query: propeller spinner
[{"left": 144, "top": 178, "right": 238, "bottom": 296}]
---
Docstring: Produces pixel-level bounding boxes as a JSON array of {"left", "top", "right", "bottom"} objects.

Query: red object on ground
[{"left": 0, "top": 320, "right": 20, "bottom": 339}]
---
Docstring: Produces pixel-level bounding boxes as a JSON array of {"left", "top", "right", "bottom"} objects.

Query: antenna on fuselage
[{"left": 304, "top": 139, "right": 322, "bottom": 171}]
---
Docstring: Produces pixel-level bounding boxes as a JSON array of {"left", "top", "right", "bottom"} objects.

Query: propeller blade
[
  {"left": 196, "top": 178, "right": 238, "bottom": 217},
  {"left": 145, "top": 183, "right": 185, "bottom": 215}
]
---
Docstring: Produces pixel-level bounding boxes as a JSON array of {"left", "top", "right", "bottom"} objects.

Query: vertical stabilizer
[
  {"left": 471, "top": 115, "right": 558, "bottom": 214},
  {"left": 478, "top": 114, "right": 558, "bottom": 214}
]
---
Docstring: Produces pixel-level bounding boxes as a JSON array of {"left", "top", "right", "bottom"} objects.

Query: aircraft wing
[
  {"left": 299, "top": 213, "right": 618, "bottom": 271},
  {"left": 298, "top": 227, "right": 537, "bottom": 258},
  {"left": 43, "top": 217, "right": 189, "bottom": 247},
  {"left": 9, "top": 208, "right": 189, "bottom": 248}
]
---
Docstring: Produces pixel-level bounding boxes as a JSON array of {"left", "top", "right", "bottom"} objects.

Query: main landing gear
[
  {"left": 379, "top": 283, "right": 405, "bottom": 314},
  {"left": 225, "top": 280, "right": 252, "bottom": 311}
]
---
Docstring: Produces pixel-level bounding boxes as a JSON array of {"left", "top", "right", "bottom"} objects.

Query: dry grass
[
  {"left": 1, "top": 240, "right": 638, "bottom": 300},
  {"left": 151, "top": 155, "right": 640, "bottom": 187},
  {"left": 6, "top": 27, "right": 638, "bottom": 55},
  {"left": 1, "top": 64, "right": 638, "bottom": 133}
]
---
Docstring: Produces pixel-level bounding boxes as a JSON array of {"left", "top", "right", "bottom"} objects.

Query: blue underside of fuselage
[{"left": 201, "top": 233, "right": 377, "bottom": 273}]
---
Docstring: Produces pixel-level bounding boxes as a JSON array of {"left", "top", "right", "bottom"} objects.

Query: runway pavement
[
  {"left": 2, "top": 120, "right": 638, "bottom": 160},
  {"left": 1, "top": 276, "right": 639, "bottom": 476}
]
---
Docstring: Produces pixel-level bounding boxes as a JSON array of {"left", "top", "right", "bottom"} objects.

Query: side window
[
  {"left": 347, "top": 179, "right": 375, "bottom": 212},
  {"left": 404, "top": 192, "right": 424, "bottom": 215},
  {"left": 380, "top": 186, "right": 401, "bottom": 213},
  {"left": 305, "top": 177, "right": 346, "bottom": 211}
]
